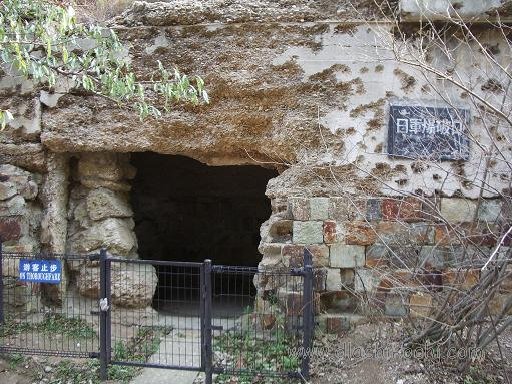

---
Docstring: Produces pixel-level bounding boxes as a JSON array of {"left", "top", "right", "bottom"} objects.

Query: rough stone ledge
[
  {"left": 0, "top": 143, "right": 46, "bottom": 173},
  {"left": 112, "top": 0, "right": 382, "bottom": 27}
]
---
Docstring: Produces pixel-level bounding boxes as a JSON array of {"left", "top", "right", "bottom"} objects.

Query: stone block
[
  {"left": 77, "top": 263, "right": 157, "bottom": 308},
  {"left": 292, "top": 221, "right": 324, "bottom": 244},
  {"left": 314, "top": 269, "right": 327, "bottom": 291},
  {"left": 2, "top": 278, "right": 40, "bottom": 313},
  {"left": 378, "top": 270, "right": 419, "bottom": 292},
  {"left": 317, "top": 313, "right": 367, "bottom": 334},
  {"left": 499, "top": 266, "right": 512, "bottom": 294},
  {"left": 19, "top": 180, "right": 38, "bottom": 200},
  {"left": 2, "top": 244, "right": 34, "bottom": 253},
  {"left": 289, "top": 197, "right": 310, "bottom": 221},
  {"left": 329, "top": 197, "right": 365, "bottom": 221},
  {"left": 326, "top": 315, "right": 350, "bottom": 333},
  {"left": 69, "top": 218, "right": 137, "bottom": 256},
  {"left": 340, "top": 268, "right": 355, "bottom": 288},
  {"left": 321, "top": 291, "right": 357, "bottom": 312},
  {"left": 283, "top": 291, "right": 303, "bottom": 316},
  {"left": 418, "top": 246, "right": 446, "bottom": 269},
  {"left": 365, "top": 244, "right": 390, "bottom": 267},
  {"left": 330, "top": 244, "right": 365, "bottom": 268},
  {"left": 488, "top": 294, "right": 512, "bottom": 316},
  {"left": 0, "top": 182, "right": 17, "bottom": 201},
  {"left": 283, "top": 244, "right": 329, "bottom": 267},
  {"left": 385, "top": 295, "right": 409, "bottom": 317},
  {"left": 310, "top": 198, "right": 329, "bottom": 220},
  {"left": 269, "top": 219, "right": 293, "bottom": 242},
  {"left": 86, "top": 187, "right": 133, "bottom": 221},
  {"left": 477, "top": 199, "right": 502, "bottom": 223},
  {"left": 409, "top": 292, "right": 433, "bottom": 318},
  {"left": 443, "top": 269, "right": 480, "bottom": 290},
  {"left": 354, "top": 269, "right": 380, "bottom": 292},
  {"left": 366, "top": 199, "right": 381, "bottom": 221},
  {"left": 271, "top": 198, "right": 290, "bottom": 217},
  {"left": 0, "top": 216, "right": 23, "bottom": 241},
  {"left": 325, "top": 268, "right": 342, "bottom": 291},
  {"left": 78, "top": 153, "right": 124, "bottom": 181},
  {"left": 377, "top": 222, "right": 434, "bottom": 245},
  {"left": 345, "top": 222, "right": 377, "bottom": 245},
  {"left": 440, "top": 198, "right": 477, "bottom": 223},
  {"left": 382, "top": 197, "right": 423, "bottom": 222},
  {"left": 323, "top": 220, "right": 337, "bottom": 244},
  {"left": 0, "top": 195, "right": 26, "bottom": 216},
  {"left": 260, "top": 243, "right": 282, "bottom": 258},
  {"left": 434, "top": 224, "right": 498, "bottom": 247}
]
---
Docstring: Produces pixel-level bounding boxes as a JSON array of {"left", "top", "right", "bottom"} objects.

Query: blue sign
[{"left": 19, "top": 259, "right": 62, "bottom": 284}]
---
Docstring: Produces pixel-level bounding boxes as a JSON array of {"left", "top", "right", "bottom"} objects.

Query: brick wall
[{"left": 258, "top": 195, "right": 512, "bottom": 333}]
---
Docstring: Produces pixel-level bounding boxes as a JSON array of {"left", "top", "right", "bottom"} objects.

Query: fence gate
[{"left": 0, "top": 242, "right": 314, "bottom": 383}]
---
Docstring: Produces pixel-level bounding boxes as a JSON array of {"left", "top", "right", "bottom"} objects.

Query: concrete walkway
[
  {"left": 129, "top": 307, "right": 239, "bottom": 384},
  {"left": 129, "top": 328, "right": 202, "bottom": 384}
]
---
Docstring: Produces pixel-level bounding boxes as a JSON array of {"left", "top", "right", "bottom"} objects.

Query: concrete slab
[{"left": 130, "top": 329, "right": 201, "bottom": 384}]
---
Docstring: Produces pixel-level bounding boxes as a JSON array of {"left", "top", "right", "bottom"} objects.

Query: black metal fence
[
  {"left": 0, "top": 245, "right": 100, "bottom": 359},
  {"left": 0, "top": 241, "right": 315, "bottom": 383}
]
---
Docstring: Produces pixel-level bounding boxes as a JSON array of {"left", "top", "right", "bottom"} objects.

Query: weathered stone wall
[
  {"left": 257, "top": 194, "right": 512, "bottom": 332},
  {"left": 65, "top": 152, "right": 157, "bottom": 308},
  {"left": 0, "top": 164, "right": 43, "bottom": 313},
  {"left": 0, "top": 165, "right": 42, "bottom": 253},
  {"left": 1, "top": 0, "right": 511, "bottom": 316}
]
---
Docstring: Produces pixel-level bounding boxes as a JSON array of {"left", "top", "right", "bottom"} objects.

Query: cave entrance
[{"left": 130, "top": 153, "right": 278, "bottom": 315}]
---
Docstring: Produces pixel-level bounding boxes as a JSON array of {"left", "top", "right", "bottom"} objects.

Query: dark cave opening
[{"left": 130, "top": 153, "right": 278, "bottom": 312}]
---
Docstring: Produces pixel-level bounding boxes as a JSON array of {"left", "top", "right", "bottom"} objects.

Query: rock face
[
  {"left": 67, "top": 153, "right": 137, "bottom": 257},
  {"left": 0, "top": 164, "right": 42, "bottom": 252},
  {"left": 77, "top": 263, "right": 157, "bottom": 308},
  {"left": 0, "top": 164, "right": 43, "bottom": 313},
  {"left": 1, "top": 0, "right": 512, "bottom": 317},
  {"left": 86, "top": 187, "right": 133, "bottom": 221}
]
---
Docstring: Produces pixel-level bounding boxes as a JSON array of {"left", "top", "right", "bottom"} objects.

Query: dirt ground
[
  {"left": 1, "top": 320, "right": 512, "bottom": 384},
  {"left": 310, "top": 320, "right": 512, "bottom": 384}
]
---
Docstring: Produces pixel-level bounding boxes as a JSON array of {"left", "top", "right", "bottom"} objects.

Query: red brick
[
  {"left": 323, "top": 220, "right": 337, "bottom": 244},
  {"left": 382, "top": 197, "right": 423, "bottom": 222},
  {"left": 435, "top": 224, "right": 498, "bottom": 246},
  {"left": 443, "top": 269, "right": 480, "bottom": 290},
  {"left": 346, "top": 222, "right": 377, "bottom": 245}
]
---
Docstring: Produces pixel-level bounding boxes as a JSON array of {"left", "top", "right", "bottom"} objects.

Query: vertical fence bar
[
  {"left": 105, "top": 256, "right": 112, "bottom": 364},
  {"left": 200, "top": 263, "right": 205, "bottom": 370},
  {"left": 0, "top": 238, "right": 3, "bottom": 325},
  {"left": 99, "top": 248, "right": 108, "bottom": 381},
  {"left": 203, "top": 260, "right": 213, "bottom": 384},
  {"left": 301, "top": 248, "right": 314, "bottom": 380}
]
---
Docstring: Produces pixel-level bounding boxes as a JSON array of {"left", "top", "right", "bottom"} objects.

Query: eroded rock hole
[{"left": 130, "top": 153, "right": 278, "bottom": 314}]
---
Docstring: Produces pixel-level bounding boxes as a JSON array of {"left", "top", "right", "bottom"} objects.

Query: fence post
[
  {"left": 203, "top": 259, "right": 213, "bottom": 384},
  {"left": 99, "top": 248, "right": 110, "bottom": 381},
  {"left": 105, "top": 254, "right": 112, "bottom": 364},
  {"left": 301, "top": 248, "right": 314, "bottom": 380},
  {"left": 0, "top": 238, "right": 3, "bottom": 325}
]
